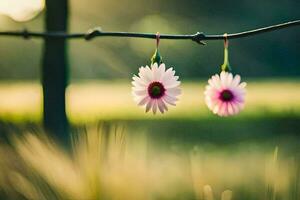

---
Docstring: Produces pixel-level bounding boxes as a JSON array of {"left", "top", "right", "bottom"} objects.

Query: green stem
[{"left": 221, "top": 47, "right": 231, "bottom": 72}]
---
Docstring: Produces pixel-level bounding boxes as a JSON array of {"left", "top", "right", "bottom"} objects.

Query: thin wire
[{"left": 0, "top": 20, "right": 299, "bottom": 45}]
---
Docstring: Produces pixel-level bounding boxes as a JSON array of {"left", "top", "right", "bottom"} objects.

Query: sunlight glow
[{"left": 0, "top": 0, "right": 44, "bottom": 22}]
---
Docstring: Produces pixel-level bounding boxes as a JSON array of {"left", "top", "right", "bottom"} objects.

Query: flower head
[
  {"left": 132, "top": 63, "right": 181, "bottom": 114},
  {"left": 204, "top": 71, "right": 246, "bottom": 117}
]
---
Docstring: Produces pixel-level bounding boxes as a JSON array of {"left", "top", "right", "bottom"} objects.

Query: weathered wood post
[{"left": 42, "top": 0, "right": 69, "bottom": 145}]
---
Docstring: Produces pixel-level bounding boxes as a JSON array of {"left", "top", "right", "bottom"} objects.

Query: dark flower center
[
  {"left": 219, "top": 89, "right": 234, "bottom": 102},
  {"left": 148, "top": 82, "right": 165, "bottom": 99}
]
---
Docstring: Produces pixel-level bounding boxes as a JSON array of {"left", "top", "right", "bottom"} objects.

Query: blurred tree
[{"left": 42, "top": 0, "right": 69, "bottom": 145}]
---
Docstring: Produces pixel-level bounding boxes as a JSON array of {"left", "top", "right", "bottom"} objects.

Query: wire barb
[
  {"left": 85, "top": 27, "right": 102, "bottom": 40},
  {"left": 191, "top": 32, "right": 206, "bottom": 45},
  {"left": 22, "top": 28, "right": 30, "bottom": 39}
]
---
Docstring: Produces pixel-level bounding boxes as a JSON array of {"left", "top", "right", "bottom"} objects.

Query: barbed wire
[{"left": 0, "top": 20, "right": 299, "bottom": 45}]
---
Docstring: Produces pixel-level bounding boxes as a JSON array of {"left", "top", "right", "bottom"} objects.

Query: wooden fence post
[{"left": 42, "top": 0, "right": 69, "bottom": 145}]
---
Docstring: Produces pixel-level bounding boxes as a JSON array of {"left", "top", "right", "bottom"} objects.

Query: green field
[{"left": 0, "top": 79, "right": 300, "bottom": 122}]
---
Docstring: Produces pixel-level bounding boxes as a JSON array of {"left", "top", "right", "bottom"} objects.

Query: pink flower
[
  {"left": 204, "top": 71, "right": 246, "bottom": 117},
  {"left": 132, "top": 63, "right": 181, "bottom": 114}
]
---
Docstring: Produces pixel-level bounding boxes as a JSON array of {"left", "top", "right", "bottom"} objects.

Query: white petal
[
  {"left": 161, "top": 68, "right": 175, "bottom": 83},
  {"left": 133, "top": 75, "right": 147, "bottom": 86},
  {"left": 163, "top": 95, "right": 177, "bottom": 106},
  {"left": 166, "top": 87, "right": 181, "bottom": 96},
  {"left": 133, "top": 89, "right": 147, "bottom": 96},
  {"left": 140, "top": 66, "right": 153, "bottom": 83},
  {"left": 146, "top": 99, "right": 153, "bottom": 113},
  {"left": 152, "top": 63, "right": 158, "bottom": 69},
  {"left": 211, "top": 74, "right": 222, "bottom": 90},
  {"left": 205, "top": 89, "right": 218, "bottom": 103},
  {"left": 220, "top": 71, "right": 227, "bottom": 82},
  {"left": 205, "top": 97, "right": 214, "bottom": 109},
  {"left": 151, "top": 63, "right": 160, "bottom": 81},
  {"left": 133, "top": 95, "right": 143, "bottom": 103},
  {"left": 138, "top": 67, "right": 149, "bottom": 82},
  {"left": 158, "top": 63, "right": 166, "bottom": 81},
  {"left": 213, "top": 102, "right": 222, "bottom": 114},
  {"left": 138, "top": 96, "right": 150, "bottom": 106},
  {"left": 209, "top": 98, "right": 220, "bottom": 110},
  {"left": 226, "top": 73, "right": 233, "bottom": 87},
  {"left": 220, "top": 71, "right": 229, "bottom": 88},
  {"left": 152, "top": 100, "right": 158, "bottom": 114},
  {"left": 157, "top": 99, "right": 165, "bottom": 113},
  {"left": 161, "top": 100, "right": 168, "bottom": 111},
  {"left": 239, "top": 82, "right": 247, "bottom": 88},
  {"left": 132, "top": 81, "right": 146, "bottom": 89},
  {"left": 231, "top": 74, "right": 241, "bottom": 87},
  {"left": 165, "top": 80, "right": 181, "bottom": 89}
]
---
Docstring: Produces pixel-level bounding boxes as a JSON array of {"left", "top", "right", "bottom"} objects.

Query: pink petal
[
  {"left": 220, "top": 102, "right": 229, "bottom": 116},
  {"left": 230, "top": 102, "right": 238, "bottom": 114},
  {"left": 227, "top": 102, "right": 234, "bottom": 115},
  {"left": 157, "top": 99, "right": 165, "bottom": 113},
  {"left": 152, "top": 100, "right": 158, "bottom": 114},
  {"left": 161, "top": 100, "right": 168, "bottom": 111},
  {"left": 138, "top": 96, "right": 149, "bottom": 106},
  {"left": 163, "top": 95, "right": 177, "bottom": 106},
  {"left": 146, "top": 99, "right": 153, "bottom": 113}
]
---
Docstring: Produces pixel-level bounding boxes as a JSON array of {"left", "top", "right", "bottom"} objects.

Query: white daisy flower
[
  {"left": 132, "top": 63, "right": 181, "bottom": 114},
  {"left": 204, "top": 71, "right": 246, "bottom": 117}
]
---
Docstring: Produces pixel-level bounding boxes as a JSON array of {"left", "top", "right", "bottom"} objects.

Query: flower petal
[
  {"left": 231, "top": 74, "right": 241, "bottom": 87},
  {"left": 138, "top": 96, "right": 150, "bottom": 106},
  {"left": 146, "top": 99, "right": 153, "bottom": 113},
  {"left": 163, "top": 95, "right": 177, "bottom": 106},
  {"left": 166, "top": 87, "right": 181, "bottom": 96},
  {"left": 133, "top": 89, "right": 147, "bottom": 96},
  {"left": 165, "top": 80, "right": 181, "bottom": 89},
  {"left": 157, "top": 99, "right": 165, "bottom": 113},
  {"left": 204, "top": 71, "right": 247, "bottom": 117},
  {"left": 132, "top": 63, "right": 180, "bottom": 114},
  {"left": 161, "top": 68, "right": 175, "bottom": 83},
  {"left": 152, "top": 100, "right": 158, "bottom": 114}
]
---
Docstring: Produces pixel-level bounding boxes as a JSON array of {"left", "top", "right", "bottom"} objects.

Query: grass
[
  {"left": 0, "top": 79, "right": 300, "bottom": 199},
  {"left": 0, "top": 124, "right": 299, "bottom": 200}
]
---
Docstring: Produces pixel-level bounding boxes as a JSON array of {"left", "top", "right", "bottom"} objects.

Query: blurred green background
[{"left": 0, "top": 1, "right": 300, "bottom": 199}]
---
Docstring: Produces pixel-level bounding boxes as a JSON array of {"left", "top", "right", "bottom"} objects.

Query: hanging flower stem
[{"left": 221, "top": 34, "right": 232, "bottom": 72}]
